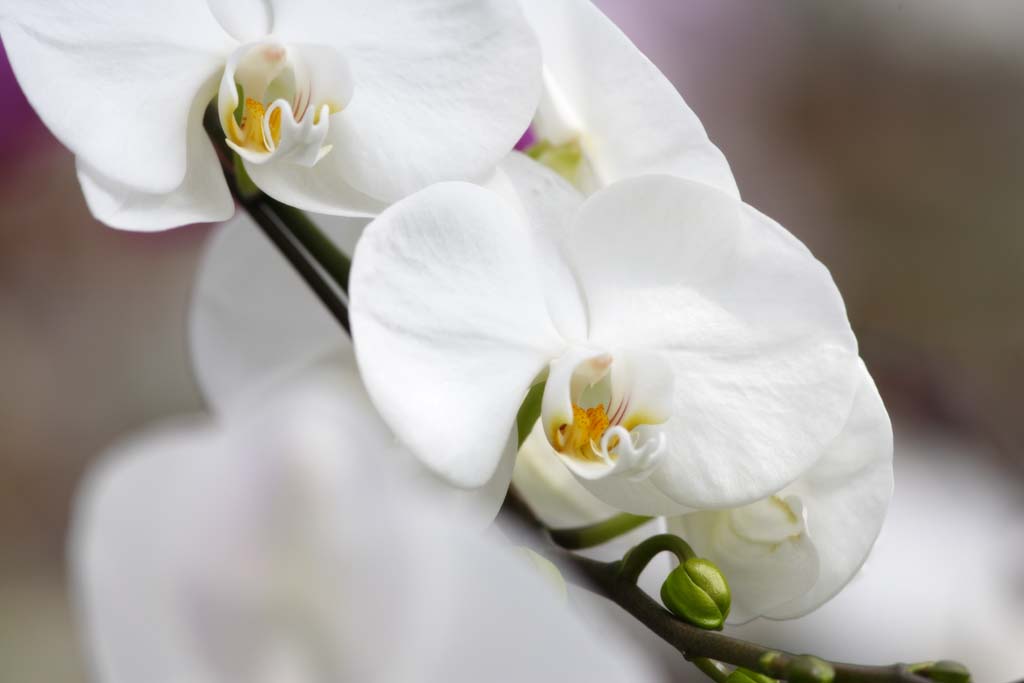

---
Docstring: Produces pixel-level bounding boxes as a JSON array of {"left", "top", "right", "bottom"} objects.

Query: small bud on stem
[
  {"left": 726, "top": 667, "right": 777, "bottom": 683},
  {"left": 786, "top": 655, "right": 835, "bottom": 683},
  {"left": 661, "top": 557, "right": 731, "bottom": 630},
  {"left": 908, "top": 660, "right": 971, "bottom": 683},
  {"left": 617, "top": 533, "right": 732, "bottom": 630}
]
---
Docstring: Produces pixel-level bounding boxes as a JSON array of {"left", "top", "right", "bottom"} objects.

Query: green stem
[
  {"left": 617, "top": 533, "right": 696, "bottom": 584},
  {"left": 202, "top": 108, "right": 351, "bottom": 334},
  {"left": 268, "top": 198, "right": 351, "bottom": 294},
  {"left": 549, "top": 513, "right": 653, "bottom": 550},
  {"left": 516, "top": 381, "right": 545, "bottom": 447}
]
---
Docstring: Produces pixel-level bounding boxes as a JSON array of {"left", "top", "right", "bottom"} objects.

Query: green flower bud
[
  {"left": 660, "top": 557, "right": 731, "bottom": 630},
  {"left": 725, "top": 667, "right": 776, "bottom": 683},
  {"left": 786, "top": 655, "right": 835, "bottom": 683},
  {"left": 920, "top": 661, "right": 971, "bottom": 683}
]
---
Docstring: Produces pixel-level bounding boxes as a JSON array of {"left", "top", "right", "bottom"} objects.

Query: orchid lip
[
  {"left": 217, "top": 40, "right": 352, "bottom": 167},
  {"left": 543, "top": 347, "right": 672, "bottom": 482}
]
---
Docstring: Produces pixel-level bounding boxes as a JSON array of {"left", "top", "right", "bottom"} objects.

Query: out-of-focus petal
[
  {"left": 72, "top": 375, "right": 659, "bottom": 682},
  {"left": 518, "top": 0, "right": 738, "bottom": 196},
  {"left": 233, "top": 350, "right": 519, "bottom": 528},
  {"left": 189, "top": 211, "right": 365, "bottom": 410}
]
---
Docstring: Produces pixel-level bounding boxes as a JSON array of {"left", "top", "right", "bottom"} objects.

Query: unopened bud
[
  {"left": 725, "top": 667, "right": 776, "bottom": 683},
  {"left": 786, "top": 655, "right": 834, "bottom": 683},
  {"left": 919, "top": 661, "right": 971, "bottom": 683},
  {"left": 660, "top": 557, "right": 731, "bottom": 630},
  {"left": 758, "top": 651, "right": 785, "bottom": 676}
]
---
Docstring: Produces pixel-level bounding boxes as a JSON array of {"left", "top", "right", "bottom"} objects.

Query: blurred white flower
[
  {"left": 189, "top": 210, "right": 366, "bottom": 410},
  {"left": 72, "top": 372, "right": 659, "bottom": 682},
  {"left": 0, "top": 0, "right": 541, "bottom": 229},
  {"left": 348, "top": 157, "right": 861, "bottom": 515},
  {"left": 516, "top": 0, "right": 737, "bottom": 196}
]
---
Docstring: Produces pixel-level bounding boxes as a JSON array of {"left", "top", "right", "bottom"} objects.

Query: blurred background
[{"left": 1, "top": 1, "right": 1022, "bottom": 680}]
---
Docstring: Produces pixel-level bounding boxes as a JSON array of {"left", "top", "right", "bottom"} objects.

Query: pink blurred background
[{"left": 1, "top": 2, "right": 1022, "bottom": 680}]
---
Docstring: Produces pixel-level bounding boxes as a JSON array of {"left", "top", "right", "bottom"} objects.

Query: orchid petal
[
  {"left": 490, "top": 152, "right": 588, "bottom": 341},
  {"left": 564, "top": 459, "right": 698, "bottom": 517},
  {"left": 189, "top": 211, "right": 365, "bottom": 410},
  {"left": 518, "top": 0, "right": 738, "bottom": 197},
  {"left": 729, "top": 432, "right": 1022, "bottom": 682},
  {"left": 763, "top": 362, "right": 894, "bottom": 619},
  {"left": 0, "top": 2, "right": 232, "bottom": 195},
  {"left": 568, "top": 175, "right": 860, "bottom": 509},
  {"left": 241, "top": 152, "right": 386, "bottom": 217},
  {"left": 350, "top": 182, "right": 571, "bottom": 488},
  {"left": 77, "top": 89, "right": 234, "bottom": 231},
  {"left": 674, "top": 498, "right": 821, "bottom": 623},
  {"left": 267, "top": 0, "right": 542, "bottom": 203},
  {"left": 668, "top": 362, "right": 893, "bottom": 621}
]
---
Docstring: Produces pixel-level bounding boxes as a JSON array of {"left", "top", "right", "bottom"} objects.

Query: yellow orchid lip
[
  {"left": 553, "top": 403, "right": 612, "bottom": 463},
  {"left": 541, "top": 346, "right": 672, "bottom": 482},
  {"left": 217, "top": 40, "right": 352, "bottom": 167},
  {"left": 233, "top": 97, "right": 282, "bottom": 153}
]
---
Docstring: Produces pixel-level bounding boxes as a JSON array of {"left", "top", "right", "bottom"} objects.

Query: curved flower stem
[
  {"left": 500, "top": 491, "right": 935, "bottom": 683},
  {"left": 617, "top": 532, "right": 695, "bottom": 583},
  {"left": 549, "top": 513, "right": 653, "bottom": 550},
  {"left": 202, "top": 108, "right": 351, "bottom": 335}
]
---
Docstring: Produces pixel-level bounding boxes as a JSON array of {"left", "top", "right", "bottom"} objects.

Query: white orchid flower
[
  {"left": 0, "top": 0, "right": 541, "bottom": 230},
  {"left": 347, "top": 154, "right": 861, "bottom": 514},
  {"left": 667, "top": 362, "right": 894, "bottom": 623},
  {"left": 73, "top": 375, "right": 659, "bottom": 682},
  {"left": 516, "top": 0, "right": 737, "bottom": 197},
  {"left": 514, "top": 361, "right": 892, "bottom": 624}
]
